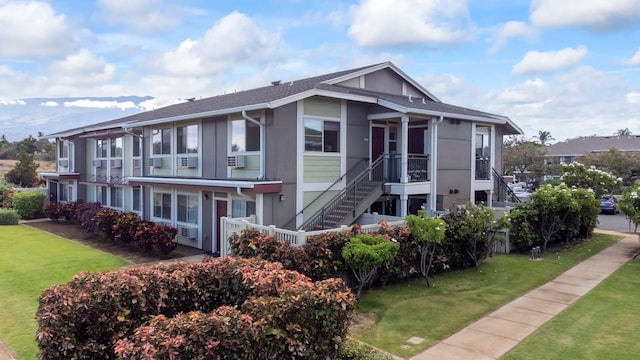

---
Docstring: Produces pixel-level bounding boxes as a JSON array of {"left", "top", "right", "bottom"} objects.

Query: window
[
  {"left": 132, "top": 136, "right": 141, "bottom": 157},
  {"left": 110, "top": 187, "right": 123, "bottom": 209},
  {"left": 59, "top": 183, "right": 70, "bottom": 202},
  {"left": 152, "top": 128, "right": 171, "bottom": 155},
  {"left": 96, "top": 139, "right": 108, "bottom": 158},
  {"left": 110, "top": 137, "right": 123, "bottom": 157},
  {"left": 231, "top": 119, "right": 260, "bottom": 152},
  {"left": 132, "top": 188, "right": 141, "bottom": 212},
  {"left": 153, "top": 192, "right": 172, "bottom": 219},
  {"left": 177, "top": 194, "right": 198, "bottom": 224},
  {"left": 304, "top": 119, "right": 340, "bottom": 152},
  {"left": 59, "top": 141, "right": 69, "bottom": 158},
  {"left": 475, "top": 126, "right": 491, "bottom": 180},
  {"left": 177, "top": 125, "right": 198, "bottom": 154},
  {"left": 232, "top": 200, "right": 256, "bottom": 218},
  {"left": 96, "top": 186, "right": 107, "bottom": 205}
]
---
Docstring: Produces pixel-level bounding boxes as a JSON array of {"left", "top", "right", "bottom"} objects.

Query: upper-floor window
[
  {"left": 110, "top": 137, "right": 123, "bottom": 158},
  {"left": 304, "top": 118, "right": 340, "bottom": 153},
  {"left": 475, "top": 125, "right": 491, "bottom": 180},
  {"left": 96, "top": 139, "right": 108, "bottom": 158},
  {"left": 177, "top": 125, "right": 198, "bottom": 154},
  {"left": 231, "top": 119, "right": 260, "bottom": 152},
  {"left": 152, "top": 128, "right": 171, "bottom": 155},
  {"left": 59, "top": 141, "right": 69, "bottom": 159},
  {"left": 133, "top": 136, "right": 141, "bottom": 157}
]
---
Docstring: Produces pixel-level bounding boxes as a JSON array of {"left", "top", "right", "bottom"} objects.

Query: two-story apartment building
[{"left": 41, "top": 62, "right": 522, "bottom": 253}]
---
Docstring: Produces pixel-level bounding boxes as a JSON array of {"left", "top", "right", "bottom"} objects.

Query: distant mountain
[{"left": 0, "top": 96, "right": 153, "bottom": 141}]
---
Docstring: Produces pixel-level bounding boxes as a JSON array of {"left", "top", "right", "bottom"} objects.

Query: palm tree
[{"left": 536, "top": 130, "right": 555, "bottom": 145}]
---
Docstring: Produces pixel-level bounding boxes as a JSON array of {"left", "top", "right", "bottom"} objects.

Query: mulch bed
[{"left": 23, "top": 220, "right": 205, "bottom": 265}]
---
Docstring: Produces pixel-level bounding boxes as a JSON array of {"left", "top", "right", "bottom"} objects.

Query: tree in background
[
  {"left": 617, "top": 181, "right": 640, "bottom": 233},
  {"left": 580, "top": 148, "right": 640, "bottom": 186},
  {"left": 535, "top": 130, "right": 555, "bottom": 145},
  {"left": 6, "top": 149, "right": 40, "bottom": 187},
  {"left": 503, "top": 135, "right": 547, "bottom": 184},
  {"left": 559, "top": 162, "right": 622, "bottom": 197},
  {"left": 615, "top": 128, "right": 631, "bottom": 136}
]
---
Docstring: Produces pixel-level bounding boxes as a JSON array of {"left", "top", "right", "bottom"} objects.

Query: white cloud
[
  {"left": 0, "top": 1, "right": 78, "bottom": 57},
  {"left": 97, "top": 0, "right": 181, "bottom": 32},
  {"left": 0, "top": 99, "right": 26, "bottom": 105},
  {"left": 627, "top": 92, "right": 640, "bottom": 105},
  {"left": 512, "top": 46, "right": 587, "bottom": 75},
  {"left": 63, "top": 99, "right": 138, "bottom": 110},
  {"left": 496, "top": 78, "right": 550, "bottom": 104},
  {"left": 530, "top": 0, "right": 640, "bottom": 30},
  {"left": 348, "top": 0, "right": 472, "bottom": 47},
  {"left": 623, "top": 48, "right": 640, "bottom": 65},
  {"left": 488, "top": 21, "right": 538, "bottom": 54},
  {"left": 48, "top": 49, "right": 116, "bottom": 86},
  {"left": 40, "top": 101, "right": 59, "bottom": 107},
  {"left": 159, "top": 11, "right": 281, "bottom": 76}
]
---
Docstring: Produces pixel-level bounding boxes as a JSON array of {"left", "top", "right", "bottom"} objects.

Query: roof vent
[{"left": 271, "top": 80, "right": 281, "bottom": 86}]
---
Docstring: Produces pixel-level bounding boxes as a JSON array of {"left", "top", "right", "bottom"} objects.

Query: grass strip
[
  {"left": 0, "top": 225, "right": 129, "bottom": 359},
  {"left": 352, "top": 233, "right": 618, "bottom": 357}
]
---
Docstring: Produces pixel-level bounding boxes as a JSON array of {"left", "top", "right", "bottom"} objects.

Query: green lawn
[
  {"left": 352, "top": 234, "right": 619, "bottom": 357},
  {"left": 0, "top": 225, "right": 130, "bottom": 359},
  {"left": 502, "top": 259, "right": 640, "bottom": 359}
]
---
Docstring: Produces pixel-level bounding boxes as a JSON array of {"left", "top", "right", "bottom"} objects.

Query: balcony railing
[
  {"left": 386, "top": 153, "right": 430, "bottom": 183},
  {"left": 476, "top": 156, "right": 490, "bottom": 180}
]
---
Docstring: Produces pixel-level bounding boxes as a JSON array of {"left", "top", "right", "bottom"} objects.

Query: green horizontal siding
[
  {"left": 303, "top": 97, "right": 341, "bottom": 118},
  {"left": 304, "top": 156, "right": 340, "bottom": 183},
  {"left": 303, "top": 190, "right": 340, "bottom": 222},
  {"left": 231, "top": 154, "right": 260, "bottom": 179}
]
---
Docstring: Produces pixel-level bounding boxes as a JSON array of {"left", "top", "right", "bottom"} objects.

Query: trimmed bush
[
  {"left": 43, "top": 201, "right": 63, "bottom": 221},
  {"left": 2, "top": 187, "right": 19, "bottom": 208},
  {"left": 12, "top": 191, "right": 45, "bottom": 219},
  {"left": 338, "top": 339, "right": 394, "bottom": 360},
  {"left": 76, "top": 201, "right": 103, "bottom": 233},
  {"left": 0, "top": 208, "right": 19, "bottom": 225},
  {"left": 36, "top": 257, "right": 355, "bottom": 359}
]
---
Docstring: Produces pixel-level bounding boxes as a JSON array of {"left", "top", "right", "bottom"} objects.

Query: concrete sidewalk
[{"left": 411, "top": 230, "right": 639, "bottom": 360}]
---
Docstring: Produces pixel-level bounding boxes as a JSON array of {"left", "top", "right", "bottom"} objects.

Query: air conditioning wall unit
[
  {"left": 179, "top": 226, "right": 198, "bottom": 240},
  {"left": 180, "top": 156, "right": 198, "bottom": 168},
  {"left": 133, "top": 158, "right": 141, "bottom": 168},
  {"left": 92, "top": 159, "right": 102, "bottom": 168},
  {"left": 58, "top": 159, "right": 69, "bottom": 167},
  {"left": 227, "top": 155, "right": 246, "bottom": 168},
  {"left": 150, "top": 157, "right": 163, "bottom": 168},
  {"left": 111, "top": 159, "right": 122, "bottom": 168}
]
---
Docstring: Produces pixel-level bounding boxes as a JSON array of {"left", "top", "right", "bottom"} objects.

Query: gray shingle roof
[
  {"left": 45, "top": 62, "right": 519, "bottom": 137},
  {"left": 546, "top": 135, "right": 640, "bottom": 156}
]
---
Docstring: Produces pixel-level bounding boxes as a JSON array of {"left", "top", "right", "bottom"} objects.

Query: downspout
[
  {"left": 122, "top": 126, "right": 143, "bottom": 138},
  {"left": 242, "top": 110, "right": 265, "bottom": 180},
  {"left": 430, "top": 116, "right": 444, "bottom": 215}
]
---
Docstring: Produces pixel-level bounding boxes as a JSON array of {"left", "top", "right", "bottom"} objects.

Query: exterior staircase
[
  {"left": 492, "top": 168, "right": 521, "bottom": 205},
  {"left": 299, "top": 155, "right": 386, "bottom": 231}
]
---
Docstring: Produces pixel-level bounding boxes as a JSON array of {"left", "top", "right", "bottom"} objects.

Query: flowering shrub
[
  {"left": 560, "top": 162, "right": 622, "bottom": 197},
  {"left": 618, "top": 181, "right": 640, "bottom": 232},
  {"left": 36, "top": 257, "right": 355, "bottom": 359},
  {"left": 509, "top": 184, "right": 600, "bottom": 251}
]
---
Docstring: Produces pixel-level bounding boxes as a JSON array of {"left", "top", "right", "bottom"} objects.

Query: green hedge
[
  {"left": 0, "top": 208, "right": 19, "bottom": 225},
  {"left": 12, "top": 191, "right": 45, "bottom": 219}
]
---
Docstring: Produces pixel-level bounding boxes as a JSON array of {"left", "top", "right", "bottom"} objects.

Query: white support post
[
  {"left": 297, "top": 230, "right": 306, "bottom": 247},
  {"left": 401, "top": 116, "right": 409, "bottom": 183}
]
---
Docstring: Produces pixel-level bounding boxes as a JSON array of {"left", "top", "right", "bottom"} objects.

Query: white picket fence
[{"left": 219, "top": 217, "right": 406, "bottom": 258}]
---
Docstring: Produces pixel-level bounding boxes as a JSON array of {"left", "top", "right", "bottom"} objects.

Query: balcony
[
  {"left": 386, "top": 153, "right": 430, "bottom": 183},
  {"left": 475, "top": 156, "right": 491, "bottom": 180}
]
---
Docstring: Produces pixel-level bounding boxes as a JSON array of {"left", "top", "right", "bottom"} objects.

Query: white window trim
[
  {"left": 303, "top": 116, "right": 342, "bottom": 154},
  {"left": 228, "top": 115, "right": 263, "bottom": 155}
]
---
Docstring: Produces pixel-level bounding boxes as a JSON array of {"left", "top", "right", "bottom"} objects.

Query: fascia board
[
  {"left": 268, "top": 89, "right": 378, "bottom": 109},
  {"left": 127, "top": 177, "right": 282, "bottom": 188}
]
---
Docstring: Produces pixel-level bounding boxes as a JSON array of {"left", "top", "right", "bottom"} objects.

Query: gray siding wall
[
  {"left": 494, "top": 125, "right": 505, "bottom": 175},
  {"left": 201, "top": 115, "right": 227, "bottom": 178},
  {"left": 437, "top": 120, "right": 472, "bottom": 209},
  {"left": 75, "top": 137, "right": 87, "bottom": 201},
  {"left": 364, "top": 68, "right": 403, "bottom": 95},
  {"left": 346, "top": 102, "right": 371, "bottom": 183},
  {"left": 201, "top": 191, "right": 213, "bottom": 252},
  {"left": 265, "top": 104, "right": 297, "bottom": 227}
]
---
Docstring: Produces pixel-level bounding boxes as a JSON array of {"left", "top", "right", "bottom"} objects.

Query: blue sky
[{"left": 0, "top": 0, "right": 639, "bottom": 142}]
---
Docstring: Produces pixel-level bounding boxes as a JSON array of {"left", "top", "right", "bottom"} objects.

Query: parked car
[{"left": 600, "top": 196, "right": 618, "bottom": 215}]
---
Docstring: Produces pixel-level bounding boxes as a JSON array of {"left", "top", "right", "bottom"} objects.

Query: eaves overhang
[{"left": 127, "top": 177, "right": 283, "bottom": 194}]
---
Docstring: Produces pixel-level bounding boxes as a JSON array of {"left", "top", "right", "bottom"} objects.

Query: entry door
[
  {"left": 215, "top": 200, "right": 228, "bottom": 254},
  {"left": 371, "top": 127, "right": 385, "bottom": 161}
]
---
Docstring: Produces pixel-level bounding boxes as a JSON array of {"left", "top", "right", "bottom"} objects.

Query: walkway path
[
  {"left": 410, "top": 230, "right": 638, "bottom": 360},
  {"left": 1, "top": 231, "right": 636, "bottom": 360}
]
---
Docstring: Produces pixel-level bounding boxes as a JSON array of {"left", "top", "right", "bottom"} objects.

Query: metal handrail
[
  {"left": 492, "top": 168, "right": 521, "bottom": 203},
  {"left": 281, "top": 157, "right": 369, "bottom": 230},
  {"left": 298, "top": 155, "right": 386, "bottom": 231}
]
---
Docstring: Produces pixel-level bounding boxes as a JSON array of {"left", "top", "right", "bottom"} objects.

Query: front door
[
  {"left": 215, "top": 200, "right": 227, "bottom": 255},
  {"left": 371, "top": 127, "right": 385, "bottom": 161}
]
